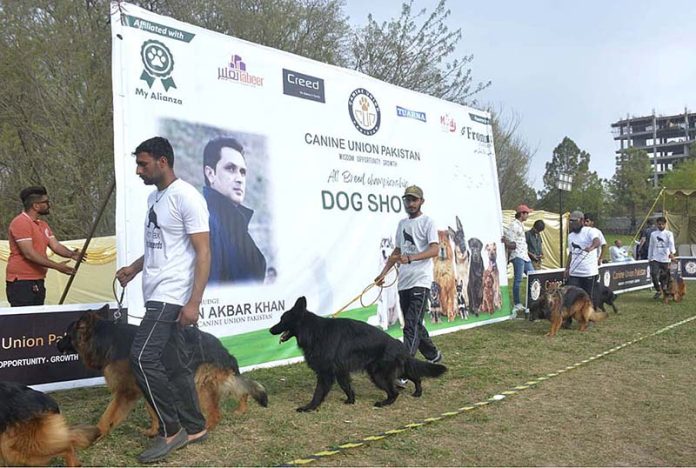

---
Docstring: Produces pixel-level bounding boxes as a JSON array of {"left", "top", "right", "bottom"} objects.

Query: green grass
[{"left": 52, "top": 286, "right": 696, "bottom": 466}]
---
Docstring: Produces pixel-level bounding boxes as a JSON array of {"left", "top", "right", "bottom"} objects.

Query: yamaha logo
[{"left": 348, "top": 88, "right": 380, "bottom": 136}]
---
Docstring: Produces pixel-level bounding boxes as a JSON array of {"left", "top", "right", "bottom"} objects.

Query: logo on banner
[
  {"left": 218, "top": 54, "right": 264, "bottom": 87},
  {"left": 461, "top": 125, "right": 491, "bottom": 143},
  {"left": 440, "top": 114, "right": 457, "bottom": 132},
  {"left": 140, "top": 40, "right": 176, "bottom": 90},
  {"left": 603, "top": 271, "right": 611, "bottom": 286},
  {"left": 283, "top": 69, "right": 325, "bottom": 103},
  {"left": 469, "top": 113, "right": 490, "bottom": 125},
  {"left": 396, "top": 106, "right": 426, "bottom": 122},
  {"left": 685, "top": 260, "right": 696, "bottom": 275},
  {"left": 348, "top": 88, "right": 380, "bottom": 136},
  {"left": 530, "top": 279, "right": 541, "bottom": 301}
]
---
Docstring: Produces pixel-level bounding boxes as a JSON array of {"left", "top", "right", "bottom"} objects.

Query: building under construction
[{"left": 611, "top": 108, "right": 696, "bottom": 186}]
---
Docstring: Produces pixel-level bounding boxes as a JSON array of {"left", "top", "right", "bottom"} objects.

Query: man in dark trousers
[
  {"left": 117, "top": 137, "right": 210, "bottom": 463},
  {"left": 375, "top": 185, "right": 443, "bottom": 386},
  {"left": 5, "top": 186, "right": 81, "bottom": 306}
]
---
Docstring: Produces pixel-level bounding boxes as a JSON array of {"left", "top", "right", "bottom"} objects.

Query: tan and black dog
[
  {"left": 0, "top": 381, "right": 99, "bottom": 466},
  {"left": 541, "top": 284, "right": 608, "bottom": 337},
  {"left": 56, "top": 306, "right": 267, "bottom": 438}
]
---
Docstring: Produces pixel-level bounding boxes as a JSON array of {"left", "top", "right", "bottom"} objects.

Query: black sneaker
[
  {"left": 428, "top": 350, "right": 443, "bottom": 364},
  {"left": 138, "top": 429, "right": 188, "bottom": 464}
]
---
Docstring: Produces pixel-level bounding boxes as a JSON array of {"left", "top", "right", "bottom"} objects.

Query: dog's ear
[
  {"left": 448, "top": 227, "right": 456, "bottom": 239},
  {"left": 100, "top": 304, "right": 110, "bottom": 314},
  {"left": 456, "top": 216, "right": 463, "bottom": 231},
  {"left": 294, "top": 296, "right": 307, "bottom": 310}
]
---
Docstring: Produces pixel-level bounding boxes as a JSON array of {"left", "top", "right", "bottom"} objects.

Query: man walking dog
[
  {"left": 117, "top": 137, "right": 210, "bottom": 463},
  {"left": 375, "top": 185, "right": 443, "bottom": 383}
]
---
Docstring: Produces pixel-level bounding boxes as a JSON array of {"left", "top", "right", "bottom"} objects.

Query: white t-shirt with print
[
  {"left": 395, "top": 214, "right": 438, "bottom": 290},
  {"left": 567, "top": 226, "right": 600, "bottom": 277},
  {"left": 648, "top": 229, "right": 675, "bottom": 263},
  {"left": 505, "top": 219, "right": 530, "bottom": 262},
  {"left": 142, "top": 179, "right": 210, "bottom": 306}
]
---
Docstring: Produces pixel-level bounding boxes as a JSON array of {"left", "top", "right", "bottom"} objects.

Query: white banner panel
[{"left": 111, "top": 3, "right": 509, "bottom": 367}]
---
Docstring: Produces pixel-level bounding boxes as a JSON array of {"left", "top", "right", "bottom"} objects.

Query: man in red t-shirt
[{"left": 5, "top": 186, "right": 81, "bottom": 307}]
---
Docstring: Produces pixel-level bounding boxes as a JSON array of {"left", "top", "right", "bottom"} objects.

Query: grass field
[{"left": 53, "top": 286, "right": 696, "bottom": 466}]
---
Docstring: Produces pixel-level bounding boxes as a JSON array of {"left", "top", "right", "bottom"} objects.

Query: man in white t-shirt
[
  {"left": 376, "top": 185, "right": 443, "bottom": 371},
  {"left": 583, "top": 213, "right": 607, "bottom": 265},
  {"left": 564, "top": 210, "right": 601, "bottom": 328},
  {"left": 647, "top": 216, "right": 676, "bottom": 300},
  {"left": 117, "top": 137, "right": 211, "bottom": 463},
  {"left": 503, "top": 204, "right": 535, "bottom": 315}
]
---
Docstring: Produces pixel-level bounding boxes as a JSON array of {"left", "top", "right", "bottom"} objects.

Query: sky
[{"left": 343, "top": 0, "right": 696, "bottom": 190}]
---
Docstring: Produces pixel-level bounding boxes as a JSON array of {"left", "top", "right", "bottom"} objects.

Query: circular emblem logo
[
  {"left": 685, "top": 261, "right": 696, "bottom": 275},
  {"left": 530, "top": 279, "right": 541, "bottom": 301},
  {"left": 348, "top": 88, "right": 381, "bottom": 136},
  {"left": 603, "top": 271, "right": 611, "bottom": 287},
  {"left": 141, "top": 40, "right": 174, "bottom": 79}
]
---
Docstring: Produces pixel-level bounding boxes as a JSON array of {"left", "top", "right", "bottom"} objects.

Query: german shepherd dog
[
  {"left": 467, "top": 237, "right": 485, "bottom": 315},
  {"left": 433, "top": 230, "right": 457, "bottom": 321},
  {"left": 660, "top": 264, "right": 686, "bottom": 304},
  {"left": 448, "top": 216, "right": 470, "bottom": 311},
  {"left": 269, "top": 297, "right": 447, "bottom": 411},
  {"left": 429, "top": 281, "right": 443, "bottom": 323},
  {"left": 0, "top": 381, "right": 99, "bottom": 466},
  {"left": 542, "top": 284, "right": 608, "bottom": 337},
  {"left": 56, "top": 306, "right": 268, "bottom": 438}
]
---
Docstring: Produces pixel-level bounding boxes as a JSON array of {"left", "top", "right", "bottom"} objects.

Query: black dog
[
  {"left": 269, "top": 297, "right": 447, "bottom": 411},
  {"left": 467, "top": 237, "right": 484, "bottom": 314},
  {"left": 593, "top": 283, "right": 618, "bottom": 313}
]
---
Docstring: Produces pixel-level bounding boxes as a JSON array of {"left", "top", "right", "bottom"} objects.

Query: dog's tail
[
  {"left": 222, "top": 374, "right": 269, "bottom": 408},
  {"left": 404, "top": 357, "right": 447, "bottom": 379},
  {"left": 70, "top": 424, "right": 101, "bottom": 449},
  {"left": 588, "top": 308, "right": 608, "bottom": 323}
]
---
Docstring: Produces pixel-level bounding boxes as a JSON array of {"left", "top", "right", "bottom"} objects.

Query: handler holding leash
[
  {"left": 563, "top": 210, "right": 601, "bottom": 328},
  {"left": 117, "top": 137, "right": 210, "bottom": 463},
  {"left": 375, "top": 185, "right": 443, "bottom": 380}
]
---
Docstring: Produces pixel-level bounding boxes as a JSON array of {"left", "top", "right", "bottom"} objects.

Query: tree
[
  {"left": 491, "top": 109, "right": 537, "bottom": 209},
  {"left": 349, "top": 0, "right": 490, "bottom": 105},
  {"left": 609, "top": 148, "right": 656, "bottom": 226},
  {"left": 661, "top": 143, "right": 696, "bottom": 190},
  {"left": 537, "top": 137, "right": 606, "bottom": 218}
]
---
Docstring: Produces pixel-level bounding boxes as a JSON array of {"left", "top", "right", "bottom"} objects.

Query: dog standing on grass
[
  {"left": 540, "top": 284, "right": 608, "bottom": 337},
  {"left": 57, "top": 306, "right": 267, "bottom": 438},
  {"left": 270, "top": 297, "right": 447, "bottom": 411},
  {"left": 0, "top": 381, "right": 99, "bottom": 466}
]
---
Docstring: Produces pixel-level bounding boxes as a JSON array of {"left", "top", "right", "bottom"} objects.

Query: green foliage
[
  {"left": 661, "top": 158, "right": 696, "bottom": 190},
  {"left": 609, "top": 148, "right": 657, "bottom": 222},
  {"left": 537, "top": 137, "right": 607, "bottom": 218}
]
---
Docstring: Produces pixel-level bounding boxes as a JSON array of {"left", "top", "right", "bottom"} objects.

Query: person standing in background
[{"left": 5, "top": 186, "right": 82, "bottom": 307}]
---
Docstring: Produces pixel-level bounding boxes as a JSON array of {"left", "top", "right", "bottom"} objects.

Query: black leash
[{"left": 111, "top": 277, "right": 179, "bottom": 324}]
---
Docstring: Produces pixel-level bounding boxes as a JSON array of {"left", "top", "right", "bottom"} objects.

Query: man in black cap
[{"left": 375, "top": 185, "right": 443, "bottom": 383}]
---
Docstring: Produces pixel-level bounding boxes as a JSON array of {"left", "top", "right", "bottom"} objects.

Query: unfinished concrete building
[{"left": 611, "top": 108, "right": 696, "bottom": 186}]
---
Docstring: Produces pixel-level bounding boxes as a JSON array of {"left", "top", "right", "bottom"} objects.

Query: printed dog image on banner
[
  {"left": 0, "top": 381, "right": 99, "bottom": 467},
  {"left": 467, "top": 237, "right": 485, "bottom": 315},
  {"left": 449, "top": 216, "right": 470, "bottom": 318},
  {"left": 433, "top": 230, "right": 457, "bottom": 321},
  {"left": 370, "top": 237, "right": 403, "bottom": 329},
  {"left": 480, "top": 242, "right": 502, "bottom": 314}
]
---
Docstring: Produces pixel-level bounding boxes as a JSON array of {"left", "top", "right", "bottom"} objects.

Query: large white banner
[{"left": 111, "top": 3, "right": 508, "bottom": 367}]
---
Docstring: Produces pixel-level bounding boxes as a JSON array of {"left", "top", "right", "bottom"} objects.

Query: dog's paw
[
  {"left": 412, "top": 389, "right": 422, "bottom": 398},
  {"left": 343, "top": 398, "right": 355, "bottom": 405},
  {"left": 296, "top": 405, "right": 316, "bottom": 412},
  {"left": 373, "top": 401, "right": 386, "bottom": 408}
]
